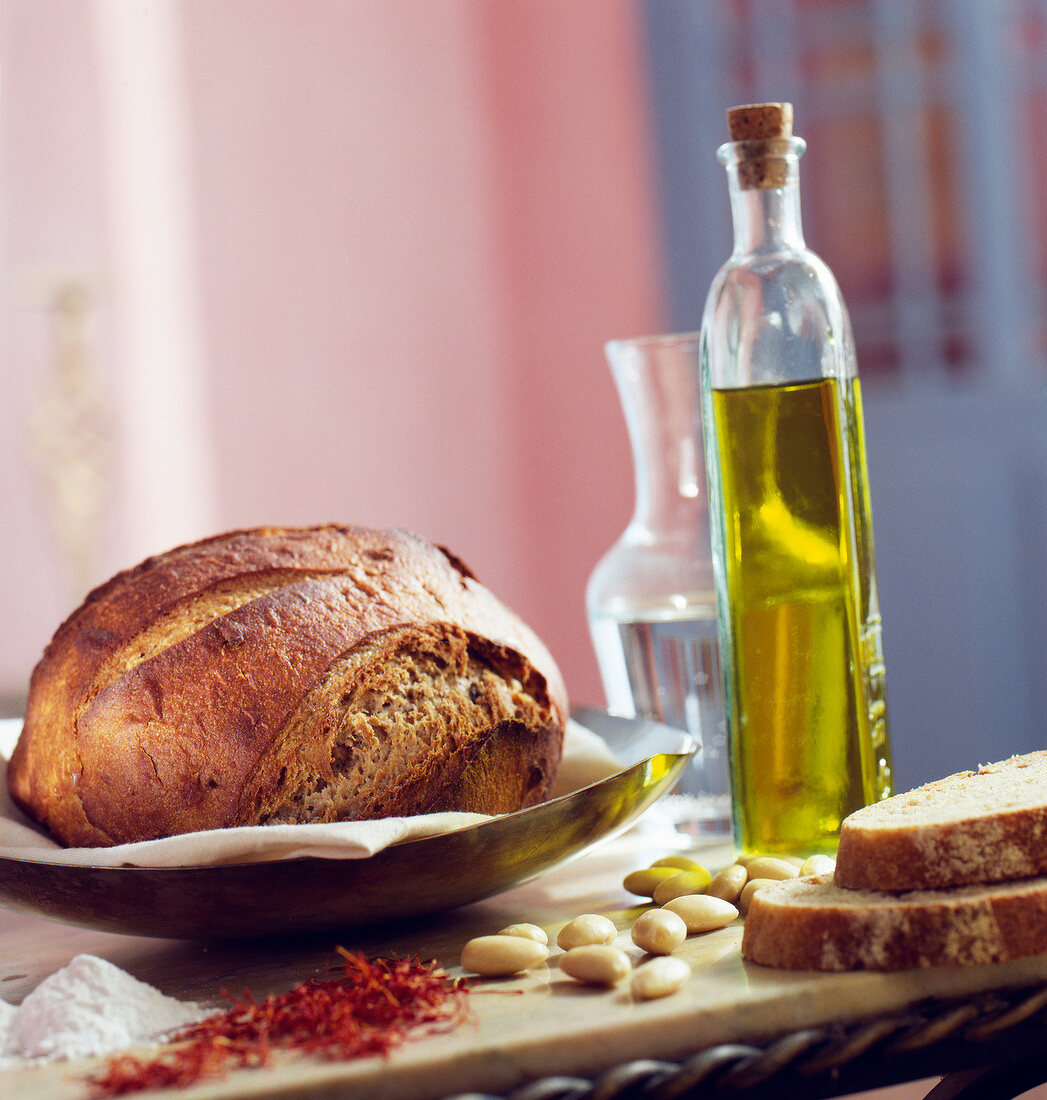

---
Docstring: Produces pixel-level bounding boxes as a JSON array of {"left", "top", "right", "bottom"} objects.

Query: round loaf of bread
[{"left": 8, "top": 525, "right": 568, "bottom": 847}]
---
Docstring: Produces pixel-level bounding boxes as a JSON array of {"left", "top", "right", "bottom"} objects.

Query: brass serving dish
[{"left": 0, "top": 709, "right": 694, "bottom": 939}]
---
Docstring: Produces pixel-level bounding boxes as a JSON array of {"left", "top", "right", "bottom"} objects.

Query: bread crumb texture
[{"left": 255, "top": 625, "right": 550, "bottom": 825}]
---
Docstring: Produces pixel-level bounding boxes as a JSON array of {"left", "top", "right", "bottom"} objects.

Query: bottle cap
[{"left": 725, "top": 102, "right": 795, "bottom": 190}]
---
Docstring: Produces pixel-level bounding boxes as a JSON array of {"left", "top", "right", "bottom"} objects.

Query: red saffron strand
[{"left": 88, "top": 952, "right": 470, "bottom": 1097}]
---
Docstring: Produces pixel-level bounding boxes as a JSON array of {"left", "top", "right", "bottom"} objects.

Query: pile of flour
[{"left": 0, "top": 954, "right": 211, "bottom": 1065}]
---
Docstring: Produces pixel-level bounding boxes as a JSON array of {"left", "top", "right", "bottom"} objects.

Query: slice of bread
[
  {"left": 741, "top": 873, "right": 1047, "bottom": 971},
  {"left": 833, "top": 751, "right": 1047, "bottom": 892}
]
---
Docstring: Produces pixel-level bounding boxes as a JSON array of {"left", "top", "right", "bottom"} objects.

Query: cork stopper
[
  {"left": 726, "top": 102, "right": 795, "bottom": 190},
  {"left": 727, "top": 102, "right": 793, "bottom": 142}
]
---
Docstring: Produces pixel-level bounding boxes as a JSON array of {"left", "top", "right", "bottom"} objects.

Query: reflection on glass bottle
[
  {"left": 700, "top": 104, "right": 892, "bottom": 856},
  {"left": 587, "top": 335, "right": 730, "bottom": 838}
]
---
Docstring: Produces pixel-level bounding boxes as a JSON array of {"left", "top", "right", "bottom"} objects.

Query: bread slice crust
[
  {"left": 741, "top": 873, "right": 1047, "bottom": 971},
  {"left": 8, "top": 525, "right": 567, "bottom": 847},
  {"left": 834, "top": 752, "right": 1047, "bottom": 892}
]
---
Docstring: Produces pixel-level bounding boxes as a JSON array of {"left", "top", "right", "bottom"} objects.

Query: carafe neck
[{"left": 606, "top": 336, "right": 709, "bottom": 540}]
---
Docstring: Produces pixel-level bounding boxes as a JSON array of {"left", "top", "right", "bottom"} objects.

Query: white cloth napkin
[{"left": 0, "top": 719, "right": 621, "bottom": 869}]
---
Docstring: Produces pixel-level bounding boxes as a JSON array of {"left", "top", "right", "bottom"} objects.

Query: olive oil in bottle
[
  {"left": 700, "top": 103, "right": 893, "bottom": 856},
  {"left": 711, "top": 377, "right": 890, "bottom": 853}
]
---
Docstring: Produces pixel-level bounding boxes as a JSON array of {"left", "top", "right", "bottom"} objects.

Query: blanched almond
[
  {"left": 650, "top": 855, "right": 707, "bottom": 872},
  {"left": 652, "top": 869, "right": 713, "bottom": 905},
  {"left": 706, "top": 863, "right": 748, "bottom": 903},
  {"left": 623, "top": 866, "right": 679, "bottom": 898},
  {"left": 662, "top": 893, "right": 738, "bottom": 933},
  {"left": 631, "top": 956, "right": 690, "bottom": 1000},
  {"left": 559, "top": 945, "right": 631, "bottom": 986},
  {"left": 630, "top": 907, "right": 687, "bottom": 955},
  {"left": 739, "top": 877, "right": 777, "bottom": 912},
  {"left": 461, "top": 935, "right": 548, "bottom": 976},
  {"left": 744, "top": 857, "right": 800, "bottom": 881},
  {"left": 799, "top": 854, "right": 836, "bottom": 878},
  {"left": 556, "top": 913, "right": 617, "bottom": 950},
  {"left": 498, "top": 922, "right": 549, "bottom": 944}
]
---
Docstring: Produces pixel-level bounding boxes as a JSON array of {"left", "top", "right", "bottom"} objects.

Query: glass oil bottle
[{"left": 699, "top": 103, "right": 893, "bottom": 856}]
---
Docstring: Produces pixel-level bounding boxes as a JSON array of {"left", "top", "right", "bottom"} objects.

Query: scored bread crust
[
  {"left": 834, "top": 752, "right": 1047, "bottom": 892},
  {"left": 741, "top": 873, "right": 1047, "bottom": 971},
  {"left": 8, "top": 525, "right": 568, "bottom": 847}
]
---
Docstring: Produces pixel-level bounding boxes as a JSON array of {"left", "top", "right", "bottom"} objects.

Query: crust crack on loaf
[{"left": 7, "top": 525, "right": 567, "bottom": 847}]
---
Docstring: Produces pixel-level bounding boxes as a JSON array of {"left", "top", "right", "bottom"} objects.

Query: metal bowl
[{"left": 0, "top": 709, "right": 694, "bottom": 939}]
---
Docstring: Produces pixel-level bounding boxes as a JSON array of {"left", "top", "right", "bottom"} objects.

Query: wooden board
[{"left": 2, "top": 817, "right": 1047, "bottom": 1099}]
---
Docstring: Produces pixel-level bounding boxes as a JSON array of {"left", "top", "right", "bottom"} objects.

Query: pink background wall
[{"left": 0, "top": 1, "right": 666, "bottom": 710}]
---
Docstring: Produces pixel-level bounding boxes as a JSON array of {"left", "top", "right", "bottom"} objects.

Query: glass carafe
[{"left": 586, "top": 334, "right": 730, "bottom": 838}]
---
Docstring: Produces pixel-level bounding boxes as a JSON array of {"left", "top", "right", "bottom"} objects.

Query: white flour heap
[{"left": 0, "top": 954, "right": 210, "bottom": 1065}]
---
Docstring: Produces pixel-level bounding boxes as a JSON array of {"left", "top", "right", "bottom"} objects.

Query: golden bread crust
[
  {"left": 8, "top": 525, "right": 567, "bottom": 846},
  {"left": 741, "top": 873, "right": 1047, "bottom": 971}
]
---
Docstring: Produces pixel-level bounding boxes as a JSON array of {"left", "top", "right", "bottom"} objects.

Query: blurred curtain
[{"left": 0, "top": 1, "right": 666, "bottom": 710}]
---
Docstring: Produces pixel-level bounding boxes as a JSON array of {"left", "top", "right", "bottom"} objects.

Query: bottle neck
[{"left": 719, "top": 137, "right": 807, "bottom": 255}]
